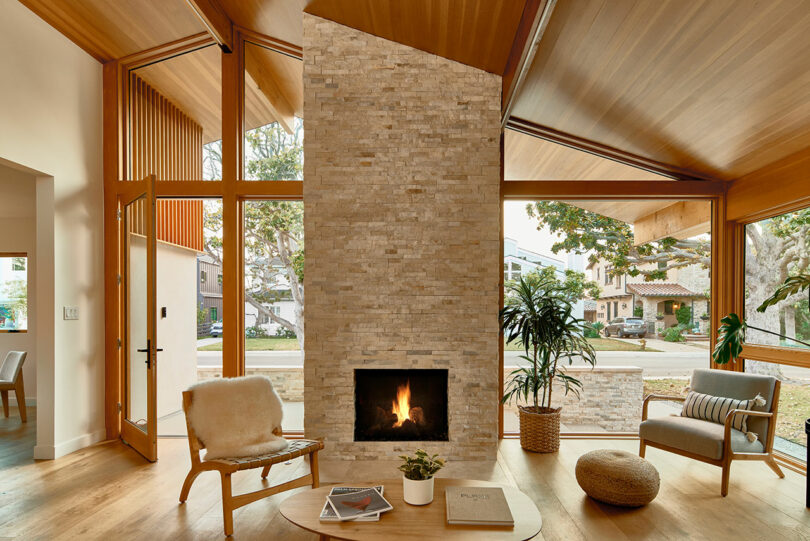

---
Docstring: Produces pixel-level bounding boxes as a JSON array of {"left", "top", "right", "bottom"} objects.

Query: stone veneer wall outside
[
  {"left": 504, "top": 366, "right": 643, "bottom": 433},
  {"left": 302, "top": 14, "right": 501, "bottom": 460}
]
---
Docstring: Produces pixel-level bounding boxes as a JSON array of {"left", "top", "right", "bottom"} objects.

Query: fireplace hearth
[{"left": 354, "top": 369, "right": 449, "bottom": 442}]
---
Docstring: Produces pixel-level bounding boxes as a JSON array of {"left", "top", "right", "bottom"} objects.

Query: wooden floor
[{"left": 1, "top": 410, "right": 809, "bottom": 540}]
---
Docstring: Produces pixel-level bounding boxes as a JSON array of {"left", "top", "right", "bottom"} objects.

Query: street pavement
[
  {"left": 196, "top": 346, "right": 705, "bottom": 377},
  {"left": 195, "top": 339, "right": 807, "bottom": 379}
]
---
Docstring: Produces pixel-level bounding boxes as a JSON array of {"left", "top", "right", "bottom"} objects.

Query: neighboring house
[
  {"left": 504, "top": 238, "right": 586, "bottom": 318},
  {"left": 198, "top": 254, "right": 296, "bottom": 336},
  {"left": 588, "top": 259, "right": 710, "bottom": 332},
  {"left": 197, "top": 254, "right": 223, "bottom": 324}
]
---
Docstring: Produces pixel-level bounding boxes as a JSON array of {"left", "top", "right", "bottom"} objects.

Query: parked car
[
  {"left": 603, "top": 317, "right": 646, "bottom": 338},
  {"left": 210, "top": 321, "right": 223, "bottom": 337}
]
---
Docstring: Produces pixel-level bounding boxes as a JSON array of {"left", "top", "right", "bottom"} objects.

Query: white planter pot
[{"left": 402, "top": 475, "right": 434, "bottom": 505}]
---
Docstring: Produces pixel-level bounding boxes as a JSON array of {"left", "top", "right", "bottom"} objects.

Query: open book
[{"left": 319, "top": 486, "right": 386, "bottom": 522}]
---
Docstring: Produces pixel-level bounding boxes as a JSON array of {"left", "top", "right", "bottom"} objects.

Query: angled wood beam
[
  {"left": 504, "top": 180, "right": 725, "bottom": 200},
  {"left": 507, "top": 117, "right": 721, "bottom": 182},
  {"left": 245, "top": 45, "right": 296, "bottom": 134},
  {"left": 118, "top": 32, "right": 214, "bottom": 70},
  {"left": 633, "top": 201, "right": 711, "bottom": 245},
  {"left": 185, "top": 0, "right": 233, "bottom": 52},
  {"left": 501, "top": 0, "right": 556, "bottom": 127}
]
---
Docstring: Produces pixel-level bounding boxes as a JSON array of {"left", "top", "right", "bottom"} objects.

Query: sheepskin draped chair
[{"left": 179, "top": 376, "right": 323, "bottom": 537}]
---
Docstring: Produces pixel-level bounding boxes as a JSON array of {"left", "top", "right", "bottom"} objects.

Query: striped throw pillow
[{"left": 681, "top": 391, "right": 766, "bottom": 440}]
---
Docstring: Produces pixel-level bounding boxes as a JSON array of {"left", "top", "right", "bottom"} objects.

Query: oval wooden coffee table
[{"left": 280, "top": 478, "right": 542, "bottom": 540}]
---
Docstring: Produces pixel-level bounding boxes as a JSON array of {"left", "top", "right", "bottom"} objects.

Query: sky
[{"left": 504, "top": 200, "right": 567, "bottom": 262}]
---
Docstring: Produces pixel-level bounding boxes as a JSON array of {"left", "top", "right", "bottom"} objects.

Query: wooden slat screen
[{"left": 128, "top": 73, "right": 205, "bottom": 252}]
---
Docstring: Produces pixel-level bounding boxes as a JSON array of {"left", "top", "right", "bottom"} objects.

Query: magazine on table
[
  {"left": 319, "top": 486, "right": 386, "bottom": 522},
  {"left": 325, "top": 486, "right": 393, "bottom": 521}
]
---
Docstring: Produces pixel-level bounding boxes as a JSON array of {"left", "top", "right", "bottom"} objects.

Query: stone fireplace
[
  {"left": 302, "top": 15, "right": 501, "bottom": 460},
  {"left": 354, "top": 369, "right": 449, "bottom": 442}
]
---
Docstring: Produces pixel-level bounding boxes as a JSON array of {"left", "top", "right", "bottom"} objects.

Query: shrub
[
  {"left": 584, "top": 321, "right": 603, "bottom": 339},
  {"left": 274, "top": 327, "right": 297, "bottom": 339},
  {"left": 663, "top": 326, "right": 685, "bottom": 342},
  {"left": 246, "top": 325, "right": 269, "bottom": 339},
  {"left": 675, "top": 304, "right": 692, "bottom": 326},
  {"left": 633, "top": 306, "right": 643, "bottom": 318}
]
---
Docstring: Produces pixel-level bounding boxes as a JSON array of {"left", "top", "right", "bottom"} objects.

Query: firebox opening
[{"left": 354, "top": 369, "right": 449, "bottom": 442}]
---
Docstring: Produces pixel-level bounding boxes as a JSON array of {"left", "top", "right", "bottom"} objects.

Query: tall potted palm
[{"left": 501, "top": 275, "right": 596, "bottom": 453}]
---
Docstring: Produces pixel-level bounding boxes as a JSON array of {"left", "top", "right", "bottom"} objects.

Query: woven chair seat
[{"left": 213, "top": 439, "right": 324, "bottom": 471}]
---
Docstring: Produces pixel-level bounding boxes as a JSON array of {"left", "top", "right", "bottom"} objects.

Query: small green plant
[
  {"left": 633, "top": 306, "right": 643, "bottom": 318},
  {"left": 398, "top": 449, "right": 445, "bottom": 481},
  {"left": 663, "top": 326, "right": 684, "bottom": 342},
  {"left": 656, "top": 312, "right": 664, "bottom": 320}
]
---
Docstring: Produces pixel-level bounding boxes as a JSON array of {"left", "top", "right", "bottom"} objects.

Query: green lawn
[
  {"left": 644, "top": 378, "right": 809, "bottom": 446},
  {"left": 505, "top": 337, "right": 660, "bottom": 352},
  {"left": 198, "top": 337, "right": 300, "bottom": 351}
]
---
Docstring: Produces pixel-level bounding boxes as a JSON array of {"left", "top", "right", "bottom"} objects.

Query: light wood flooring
[{"left": 1, "top": 408, "right": 809, "bottom": 540}]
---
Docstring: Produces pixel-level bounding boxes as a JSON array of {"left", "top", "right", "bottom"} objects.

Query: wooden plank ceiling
[
  {"left": 20, "top": 0, "right": 303, "bottom": 144},
  {"left": 20, "top": 0, "right": 810, "bottom": 193},
  {"left": 303, "top": 0, "right": 527, "bottom": 75},
  {"left": 510, "top": 0, "right": 810, "bottom": 181},
  {"left": 505, "top": 130, "right": 668, "bottom": 181}
]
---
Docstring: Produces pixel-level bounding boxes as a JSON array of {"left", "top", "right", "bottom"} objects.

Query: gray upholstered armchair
[{"left": 639, "top": 368, "right": 784, "bottom": 496}]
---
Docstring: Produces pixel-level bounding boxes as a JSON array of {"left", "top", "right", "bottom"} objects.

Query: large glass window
[
  {"left": 243, "top": 41, "right": 304, "bottom": 181},
  {"left": 502, "top": 200, "right": 712, "bottom": 434},
  {"left": 243, "top": 200, "right": 304, "bottom": 430},
  {"left": 0, "top": 253, "right": 27, "bottom": 332},
  {"left": 744, "top": 361, "right": 809, "bottom": 462},
  {"left": 744, "top": 207, "right": 810, "bottom": 350}
]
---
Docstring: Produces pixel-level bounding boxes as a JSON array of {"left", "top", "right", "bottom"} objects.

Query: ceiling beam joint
[
  {"left": 501, "top": 0, "right": 557, "bottom": 128},
  {"left": 185, "top": 0, "right": 233, "bottom": 53}
]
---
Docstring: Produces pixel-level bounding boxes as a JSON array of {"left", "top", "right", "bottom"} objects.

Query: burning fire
[{"left": 392, "top": 380, "right": 412, "bottom": 427}]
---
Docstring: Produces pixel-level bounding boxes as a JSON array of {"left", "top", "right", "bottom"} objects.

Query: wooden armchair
[
  {"left": 639, "top": 368, "right": 784, "bottom": 497},
  {"left": 179, "top": 389, "right": 324, "bottom": 537},
  {"left": 0, "top": 351, "right": 27, "bottom": 422}
]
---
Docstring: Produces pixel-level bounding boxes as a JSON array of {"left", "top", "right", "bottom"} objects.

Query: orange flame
[{"left": 392, "top": 381, "right": 411, "bottom": 428}]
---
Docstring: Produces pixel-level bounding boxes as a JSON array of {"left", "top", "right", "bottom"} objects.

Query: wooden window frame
[
  {"left": 103, "top": 29, "right": 303, "bottom": 440},
  {"left": 499, "top": 173, "right": 726, "bottom": 438}
]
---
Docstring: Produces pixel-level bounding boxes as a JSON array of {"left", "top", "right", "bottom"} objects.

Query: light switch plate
[{"left": 63, "top": 306, "right": 79, "bottom": 320}]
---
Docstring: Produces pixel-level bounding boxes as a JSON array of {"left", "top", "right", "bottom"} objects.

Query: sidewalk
[{"left": 611, "top": 337, "right": 709, "bottom": 353}]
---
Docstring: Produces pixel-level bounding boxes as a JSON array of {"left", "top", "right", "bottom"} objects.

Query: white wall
[
  {"left": 0, "top": 2, "right": 104, "bottom": 458},
  {"left": 0, "top": 165, "right": 37, "bottom": 404},
  {"left": 129, "top": 237, "right": 199, "bottom": 423}
]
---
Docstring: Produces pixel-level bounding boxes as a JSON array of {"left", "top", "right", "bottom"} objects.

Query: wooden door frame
[
  {"left": 118, "top": 175, "right": 158, "bottom": 461},
  {"left": 103, "top": 29, "right": 304, "bottom": 441}
]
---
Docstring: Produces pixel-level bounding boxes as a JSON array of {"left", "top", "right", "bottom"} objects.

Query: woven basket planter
[{"left": 519, "top": 406, "right": 561, "bottom": 453}]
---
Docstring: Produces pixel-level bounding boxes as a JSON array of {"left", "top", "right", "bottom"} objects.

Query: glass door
[{"left": 120, "top": 175, "right": 158, "bottom": 461}]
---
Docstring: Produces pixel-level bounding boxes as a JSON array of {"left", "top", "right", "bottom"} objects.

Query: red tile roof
[{"left": 626, "top": 283, "right": 699, "bottom": 297}]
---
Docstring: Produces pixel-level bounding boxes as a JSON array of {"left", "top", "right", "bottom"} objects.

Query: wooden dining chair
[
  {"left": 0, "top": 351, "right": 27, "bottom": 422},
  {"left": 179, "top": 388, "right": 324, "bottom": 537}
]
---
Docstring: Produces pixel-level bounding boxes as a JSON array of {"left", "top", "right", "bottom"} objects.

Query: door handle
[{"left": 136, "top": 340, "right": 163, "bottom": 369}]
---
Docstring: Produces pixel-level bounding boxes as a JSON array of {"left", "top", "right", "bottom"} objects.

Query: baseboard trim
[{"left": 34, "top": 428, "right": 106, "bottom": 460}]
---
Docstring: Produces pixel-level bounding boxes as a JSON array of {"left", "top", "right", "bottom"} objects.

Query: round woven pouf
[{"left": 575, "top": 449, "right": 660, "bottom": 507}]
